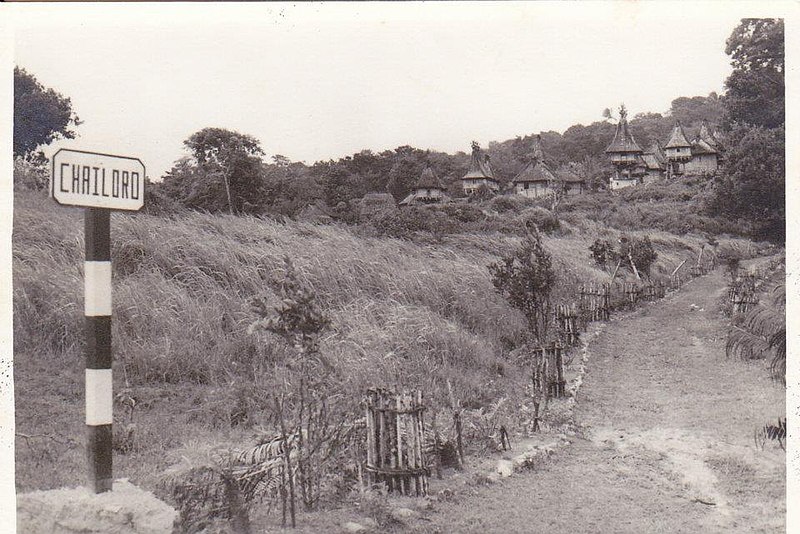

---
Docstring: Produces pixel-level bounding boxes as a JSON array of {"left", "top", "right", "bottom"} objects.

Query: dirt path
[{"left": 417, "top": 270, "right": 785, "bottom": 533}]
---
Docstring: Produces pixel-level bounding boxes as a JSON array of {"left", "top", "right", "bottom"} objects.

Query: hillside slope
[{"left": 13, "top": 188, "right": 757, "bottom": 500}]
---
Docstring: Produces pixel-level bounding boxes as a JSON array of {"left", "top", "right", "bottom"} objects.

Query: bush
[
  {"left": 488, "top": 195, "right": 539, "bottom": 214},
  {"left": 371, "top": 206, "right": 454, "bottom": 239},
  {"left": 620, "top": 235, "right": 658, "bottom": 276},
  {"left": 488, "top": 231, "right": 556, "bottom": 343},
  {"left": 13, "top": 157, "right": 48, "bottom": 191},
  {"left": 469, "top": 183, "right": 496, "bottom": 203},
  {"left": 517, "top": 207, "right": 560, "bottom": 235},
  {"left": 589, "top": 239, "right": 616, "bottom": 267},
  {"left": 437, "top": 203, "right": 485, "bottom": 223}
]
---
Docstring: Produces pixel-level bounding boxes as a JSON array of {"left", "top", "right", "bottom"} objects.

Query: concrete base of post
[{"left": 16, "top": 479, "right": 177, "bottom": 534}]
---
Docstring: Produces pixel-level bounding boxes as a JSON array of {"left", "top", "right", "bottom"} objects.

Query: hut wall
[{"left": 684, "top": 154, "right": 718, "bottom": 174}]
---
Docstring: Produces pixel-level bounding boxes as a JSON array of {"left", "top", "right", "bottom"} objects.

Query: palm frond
[{"left": 726, "top": 303, "right": 786, "bottom": 383}]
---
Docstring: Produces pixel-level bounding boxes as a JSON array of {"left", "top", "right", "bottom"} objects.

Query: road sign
[
  {"left": 50, "top": 149, "right": 146, "bottom": 493},
  {"left": 51, "top": 149, "right": 145, "bottom": 211}
]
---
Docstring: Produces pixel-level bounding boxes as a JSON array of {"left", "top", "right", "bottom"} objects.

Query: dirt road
[{"left": 418, "top": 270, "right": 785, "bottom": 533}]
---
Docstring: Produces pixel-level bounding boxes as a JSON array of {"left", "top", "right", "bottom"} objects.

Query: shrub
[
  {"left": 517, "top": 207, "right": 560, "bottom": 235},
  {"left": 589, "top": 239, "right": 616, "bottom": 267},
  {"left": 13, "top": 157, "right": 48, "bottom": 191},
  {"left": 469, "top": 183, "right": 496, "bottom": 203},
  {"left": 488, "top": 231, "right": 556, "bottom": 343},
  {"left": 619, "top": 235, "right": 658, "bottom": 276},
  {"left": 488, "top": 195, "right": 539, "bottom": 214},
  {"left": 437, "top": 202, "right": 485, "bottom": 223}
]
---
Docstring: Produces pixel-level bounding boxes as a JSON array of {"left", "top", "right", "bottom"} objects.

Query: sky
[{"left": 7, "top": 2, "right": 776, "bottom": 180}]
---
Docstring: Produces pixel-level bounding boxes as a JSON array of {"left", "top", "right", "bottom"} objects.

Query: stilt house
[
  {"left": 399, "top": 167, "right": 448, "bottom": 206},
  {"left": 605, "top": 105, "right": 645, "bottom": 190},
  {"left": 461, "top": 141, "right": 499, "bottom": 195}
]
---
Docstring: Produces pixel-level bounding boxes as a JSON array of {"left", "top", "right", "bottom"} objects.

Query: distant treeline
[{"left": 148, "top": 94, "right": 724, "bottom": 218}]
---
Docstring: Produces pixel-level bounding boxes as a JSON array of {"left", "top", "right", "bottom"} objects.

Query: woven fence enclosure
[{"left": 364, "top": 388, "right": 429, "bottom": 496}]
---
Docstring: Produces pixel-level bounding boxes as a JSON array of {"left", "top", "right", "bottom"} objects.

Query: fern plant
[{"left": 725, "top": 282, "right": 785, "bottom": 383}]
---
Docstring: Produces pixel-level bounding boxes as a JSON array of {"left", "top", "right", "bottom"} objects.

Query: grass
[{"left": 12, "top": 187, "right": 759, "bottom": 526}]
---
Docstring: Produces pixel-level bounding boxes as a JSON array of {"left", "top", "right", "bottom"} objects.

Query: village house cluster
[
  {"left": 605, "top": 105, "right": 721, "bottom": 190},
  {"left": 399, "top": 104, "right": 722, "bottom": 206}
]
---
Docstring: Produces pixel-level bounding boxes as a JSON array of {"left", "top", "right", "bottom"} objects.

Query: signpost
[{"left": 51, "top": 149, "right": 145, "bottom": 493}]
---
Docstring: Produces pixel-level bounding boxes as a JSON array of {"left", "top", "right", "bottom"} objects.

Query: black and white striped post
[
  {"left": 51, "top": 149, "right": 145, "bottom": 494},
  {"left": 85, "top": 208, "right": 113, "bottom": 493}
]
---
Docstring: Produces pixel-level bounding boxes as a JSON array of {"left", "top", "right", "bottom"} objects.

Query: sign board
[{"left": 51, "top": 149, "right": 145, "bottom": 211}]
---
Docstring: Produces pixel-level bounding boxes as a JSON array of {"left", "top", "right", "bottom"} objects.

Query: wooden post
[
  {"left": 610, "top": 258, "right": 622, "bottom": 283},
  {"left": 628, "top": 253, "right": 641, "bottom": 280},
  {"left": 447, "top": 380, "right": 464, "bottom": 470},
  {"left": 671, "top": 259, "right": 687, "bottom": 277},
  {"left": 85, "top": 208, "right": 113, "bottom": 494}
]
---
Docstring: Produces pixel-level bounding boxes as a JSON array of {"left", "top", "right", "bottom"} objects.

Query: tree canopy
[
  {"left": 723, "top": 18, "right": 784, "bottom": 129},
  {"left": 13, "top": 67, "right": 81, "bottom": 159},
  {"left": 706, "top": 18, "right": 785, "bottom": 243},
  {"left": 158, "top": 128, "right": 267, "bottom": 214}
]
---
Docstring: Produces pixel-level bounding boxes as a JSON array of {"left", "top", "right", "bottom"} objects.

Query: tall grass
[{"left": 13, "top": 189, "right": 747, "bottom": 415}]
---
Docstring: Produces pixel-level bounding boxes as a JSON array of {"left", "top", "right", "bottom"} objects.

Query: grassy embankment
[{"left": 13, "top": 188, "right": 756, "bottom": 502}]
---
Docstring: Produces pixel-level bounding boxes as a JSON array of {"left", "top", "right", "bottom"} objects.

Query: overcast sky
[{"left": 8, "top": 2, "right": 782, "bottom": 179}]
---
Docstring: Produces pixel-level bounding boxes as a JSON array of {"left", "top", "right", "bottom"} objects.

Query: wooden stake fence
[
  {"left": 729, "top": 276, "right": 758, "bottom": 314},
  {"left": 641, "top": 281, "right": 665, "bottom": 301},
  {"left": 555, "top": 303, "right": 580, "bottom": 346},
  {"left": 579, "top": 283, "right": 610, "bottom": 322},
  {"left": 623, "top": 282, "right": 640, "bottom": 308},
  {"left": 531, "top": 343, "right": 566, "bottom": 399},
  {"left": 364, "top": 388, "right": 428, "bottom": 496}
]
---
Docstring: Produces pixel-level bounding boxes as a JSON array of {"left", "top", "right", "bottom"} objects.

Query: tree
[
  {"left": 488, "top": 230, "right": 556, "bottom": 343},
  {"left": 707, "top": 125, "right": 785, "bottom": 242},
  {"left": 385, "top": 146, "right": 428, "bottom": 201},
  {"left": 183, "top": 128, "right": 266, "bottom": 214},
  {"left": 13, "top": 67, "right": 81, "bottom": 159},
  {"left": 318, "top": 162, "right": 364, "bottom": 208},
  {"left": 723, "top": 18, "right": 784, "bottom": 129}
]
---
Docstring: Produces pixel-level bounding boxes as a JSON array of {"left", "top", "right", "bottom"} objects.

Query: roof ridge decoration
[
  {"left": 605, "top": 104, "right": 643, "bottom": 154},
  {"left": 530, "top": 134, "right": 545, "bottom": 162},
  {"left": 463, "top": 141, "right": 496, "bottom": 180}
]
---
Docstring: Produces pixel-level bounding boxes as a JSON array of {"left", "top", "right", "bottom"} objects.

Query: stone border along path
[{"left": 408, "top": 262, "right": 785, "bottom": 534}]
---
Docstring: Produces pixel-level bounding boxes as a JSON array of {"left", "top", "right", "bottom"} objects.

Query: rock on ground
[{"left": 16, "top": 479, "right": 177, "bottom": 534}]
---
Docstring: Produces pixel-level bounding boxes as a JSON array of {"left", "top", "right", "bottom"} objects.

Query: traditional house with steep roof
[
  {"left": 556, "top": 164, "right": 587, "bottom": 196},
  {"left": 399, "top": 167, "right": 448, "bottom": 206},
  {"left": 697, "top": 120, "right": 719, "bottom": 148},
  {"left": 605, "top": 105, "right": 645, "bottom": 190},
  {"left": 684, "top": 139, "right": 719, "bottom": 174},
  {"left": 683, "top": 120, "right": 720, "bottom": 174},
  {"left": 663, "top": 120, "right": 720, "bottom": 177},
  {"left": 461, "top": 141, "right": 499, "bottom": 195},
  {"left": 641, "top": 140, "right": 666, "bottom": 183},
  {"left": 664, "top": 121, "right": 694, "bottom": 177},
  {"left": 512, "top": 135, "right": 559, "bottom": 198}
]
